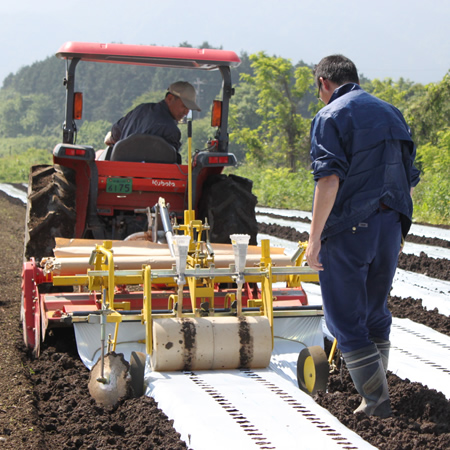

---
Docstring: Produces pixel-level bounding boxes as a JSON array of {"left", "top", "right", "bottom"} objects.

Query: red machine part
[{"left": 21, "top": 259, "right": 51, "bottom": 356}]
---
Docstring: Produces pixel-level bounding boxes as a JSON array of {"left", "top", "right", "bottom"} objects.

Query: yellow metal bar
[
  {"left": 113, "top": 301, "right": 131, "bottom": 311},
  {"left": 248, "top": 298, "right": 262, "bottom": 308},
  {"left": 52, "top": 266, "right": 313, "bottom": 286},
  {"left": 260, "top": 239, "right": 272, "bottom": 266},
  {"left": 168, "top": 294, "right": 177, "bottom": 310},
  {"left": 188, "top": 122, "right": 193, "bottom": 213},
  {"left": 261, "top": 265, "right": 274, "bottom": 348},
  {"left": 105, "top": 312, "right": 123, "bottom": 323},
  {"left": 224, "top": 293, "right": 234, "bottom": 309},
  {"left": 187, "top": 278, "right": 215, "bottom": 311},
  {"left": 52, "top": 275, "right": 89, "bottom": 286},
  {"left": 89, "top": 241, "right": 116, "bottom": 305},
  {"left": 143, "top": 265, "right": 153, "bottom": 355},
  {"left": 289, "top": 241, "right": 319, "bottom": 286},
  {"left": 112, "top": 322, "right": 119, "bottom": 352},
  {"left": 99, "top": 242, "right": 115, "bottom": 306},
  {"left": 288, "top": 273, "right": 320, "bottom": 283},
  {"left": 328, "top": 338, "right": 338, "bottom": 366},
  {"left": 260, "top": 239, "right": 274, "bottom": 348}
]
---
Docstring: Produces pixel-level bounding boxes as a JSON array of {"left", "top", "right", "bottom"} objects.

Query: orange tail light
[
  {"left": 211, "top": 100, "right": 222, "bottom": 127},
  {"left": 73, "top": 92, "right": 83, "bottom": 120}
]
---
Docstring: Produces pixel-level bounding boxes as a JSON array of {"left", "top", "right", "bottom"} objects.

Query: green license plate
[{"left": 106, "top": 178, "right": 132, "bottom": 194}]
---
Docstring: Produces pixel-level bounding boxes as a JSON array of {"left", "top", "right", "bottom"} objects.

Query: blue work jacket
[
  {"left": 111, "top": 100, "right": 181, "bottom": 150},
  {"left": 310, "top": 83, "right": 420, "bottom": 239}
]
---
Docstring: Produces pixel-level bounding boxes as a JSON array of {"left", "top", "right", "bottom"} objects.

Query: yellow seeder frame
[{"left": 52, "top": 237, "right": 318, "bottom": 358}]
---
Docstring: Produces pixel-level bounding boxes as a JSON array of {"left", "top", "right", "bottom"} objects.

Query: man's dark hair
[{"left": 313, "top": 55, "right": 359, "bottom": 87}]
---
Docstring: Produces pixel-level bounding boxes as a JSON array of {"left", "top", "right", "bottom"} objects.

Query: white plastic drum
[{"left": 151, "top": 316, "right": 272, "bottom": 371}]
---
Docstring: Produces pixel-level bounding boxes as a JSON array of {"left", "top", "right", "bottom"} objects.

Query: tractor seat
[{"left": 109, "top": 134, "right": 180, "bottom": 163}]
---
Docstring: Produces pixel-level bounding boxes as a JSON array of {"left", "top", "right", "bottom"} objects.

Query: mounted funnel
[
  {"left": 230, "top": 234, "right": 250, "bottom": 273},
  {"left": 172, "top": 235, "right": 191, "bottom": 274}
]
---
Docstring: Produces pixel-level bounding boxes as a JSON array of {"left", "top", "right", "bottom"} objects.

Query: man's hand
[
  {"left": 306, "top": 237, "right": 323, "bottom": 271},
  {"left": 306, "top": 174, "right": 340, "bottom": 272}
]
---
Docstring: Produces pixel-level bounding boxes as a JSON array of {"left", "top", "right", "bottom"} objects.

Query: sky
[{"left": 0, "top": 0, "right": 449, "bottom": 87}]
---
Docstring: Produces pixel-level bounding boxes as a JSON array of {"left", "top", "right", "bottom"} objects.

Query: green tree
[
  {"left": 130, "top": 90, "right": 166, "bottom": 111},
  {"left": 78, "top": 120, "right": 112, "bottom": 150},
  {"left": 229, "top": 83, "right": 261, "bottom": 162},
  {"left": 405, "top": 72, "right": 450, "bottom": 147},
  {"left": 413, "top": 128, "right": 450, "bottom": 224},
  {"left": 179, "top": 116, "right": 217, "bottom": 162},
  {"left": 233, "top": 164, "right": 314, "bottom": 210},
  {"left": 0, "top": 91, "right": 59, "bottom": 138},
  {"left": 0, "top": 93, "right": 25, "bottom": 137},
  {"left": 0, "top": 148, "right": 52, "bottom": 182},
  {"left": 361, "top": 77, "right": 417, "bottom": 111},
  {"left": 232, "top": 52, "right": 314, "bottom": 171}
]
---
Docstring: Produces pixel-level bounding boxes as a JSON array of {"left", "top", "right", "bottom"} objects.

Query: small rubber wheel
[
  {"left": 297, "top": 345, "right": 329, "bottom": 395},
  {"left": 130, "top": 351, "right": 147, "bottom": 397}
]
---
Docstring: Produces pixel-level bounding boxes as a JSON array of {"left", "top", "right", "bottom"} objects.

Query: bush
[
  {"left": 0, "top": 135, "right": 58, "bottom": 157},
  {"left": 412, "top": 129, "right": 450, "bottom": 225},
  {"left": 0, "top": 148, "right": 52, "bottom": 183},
  {"left": 233, "top": 165, "right": 314, "bottom": 210}
]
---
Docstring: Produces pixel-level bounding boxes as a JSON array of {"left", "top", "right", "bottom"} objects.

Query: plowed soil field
[{"left": 1, "top": 191, "right": 449, "bottom": 449}]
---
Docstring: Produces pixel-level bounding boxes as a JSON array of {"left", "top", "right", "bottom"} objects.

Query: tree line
[{"left": 0, "top": 42, "right": 448, "bottom": 224}]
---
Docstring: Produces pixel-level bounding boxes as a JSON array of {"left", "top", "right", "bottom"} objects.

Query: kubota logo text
[{"left": 152, "top": 180, "right": 176, "bottom": 187}]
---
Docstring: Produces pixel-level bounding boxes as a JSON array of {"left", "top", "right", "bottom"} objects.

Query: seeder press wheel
[{"left": 297, "top": 346, "right": 329, "bottom": 395}]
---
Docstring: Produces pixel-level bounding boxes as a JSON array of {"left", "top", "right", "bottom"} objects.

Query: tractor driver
[{"left": 104, "top": 81, "right": 201, "bottom": 152}]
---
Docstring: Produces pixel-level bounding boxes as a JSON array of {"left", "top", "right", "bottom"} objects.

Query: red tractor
[
  {"left": 22, "top": 42, "right": 263, "bottom": 355},
  {"left": 24, "top": 42, "right": 258, "bottom": 265}
]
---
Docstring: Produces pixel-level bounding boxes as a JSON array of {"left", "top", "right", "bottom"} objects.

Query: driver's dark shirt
[{"left": 111, "top": 100, "right": 181, "bottom": 150}]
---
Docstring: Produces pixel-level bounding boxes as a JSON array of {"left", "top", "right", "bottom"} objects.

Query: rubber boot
[
  {"left": 343, "top": 344, "right": 392, "bottom": 418},
  {"left": 372, "top": 337, "right": 390, "bottom": 373}
]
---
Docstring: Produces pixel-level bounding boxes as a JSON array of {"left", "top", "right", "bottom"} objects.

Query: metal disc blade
[{"left": 88, "top": 352, "right": 132, "bottom": 406}]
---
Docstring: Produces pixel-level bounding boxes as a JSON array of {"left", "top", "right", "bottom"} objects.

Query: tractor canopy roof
[{"left": 56, "top": 42, "right": 241, "bottom": 70}]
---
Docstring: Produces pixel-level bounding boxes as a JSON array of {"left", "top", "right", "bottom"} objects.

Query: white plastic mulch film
[
  {"left": 145, "top": 363, "right": 376, "bottom": 450},
  {"left": 74, "top": 322, "right": 146, "bottom": 370},
  {"left": 271, "top": 315, "right": 324, "bottom": 387}
]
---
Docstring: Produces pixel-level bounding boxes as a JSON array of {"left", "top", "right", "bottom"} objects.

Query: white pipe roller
[{"left": 151, "top": 316, "right": 272, "bottom": 371}]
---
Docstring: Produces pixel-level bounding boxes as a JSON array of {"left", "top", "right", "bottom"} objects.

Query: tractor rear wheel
[
  {"left": 22, "top": 164, "right": 76, "bottom": 356},
  {"left": 198, "top": 174, "right": 258, "bottom": 245},
  {"left": 24, "top": 164, "right": 76, "bottom": 264}
]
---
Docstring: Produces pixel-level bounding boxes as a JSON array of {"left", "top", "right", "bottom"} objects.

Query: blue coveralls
[{"left": 310, "top": 83, "right": 420, "bottom": 353}]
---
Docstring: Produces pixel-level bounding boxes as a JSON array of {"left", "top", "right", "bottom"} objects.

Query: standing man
[
  {"left": 305, "top": 55, "right": 420, "bottom": 417},
  {"left": 104, "top": 81, "right": 201, "bottom": 152}
]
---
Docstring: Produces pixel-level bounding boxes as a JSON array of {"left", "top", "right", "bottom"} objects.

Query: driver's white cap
[{"left": 168, "top": 81, "right": 201, "bottom": 111}]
